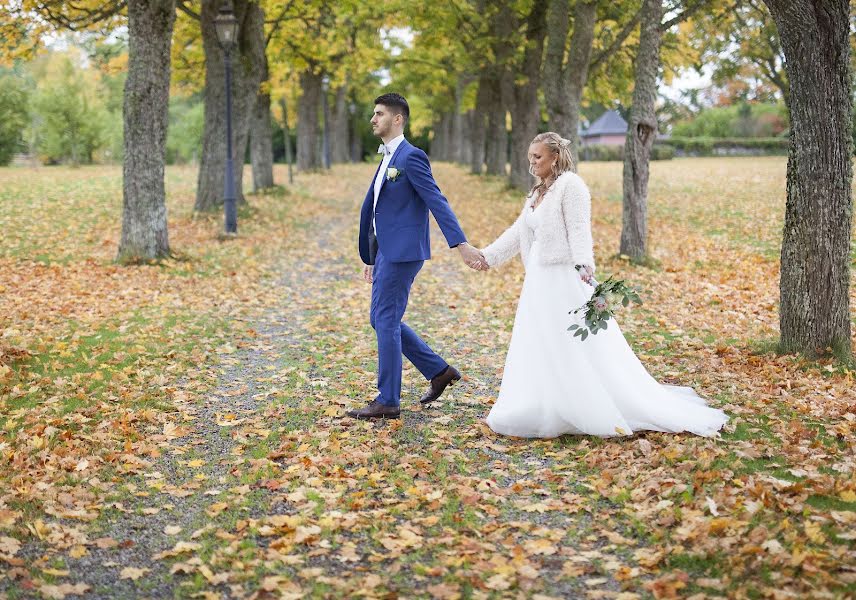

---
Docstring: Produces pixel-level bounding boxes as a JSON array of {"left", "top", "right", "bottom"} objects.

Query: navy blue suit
[{"left": 358, "top": 139, "right": 467, "bottom": 407}]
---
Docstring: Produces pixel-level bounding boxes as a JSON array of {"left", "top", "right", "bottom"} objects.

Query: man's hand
[
  {"left": 457, "top": 243, "right": 488, "bottom": 271},
  {"left": 363, "top": 264, "right": 373, "bottom": 283}
]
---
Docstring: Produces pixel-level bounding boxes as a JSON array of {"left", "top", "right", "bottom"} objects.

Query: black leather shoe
[
  {"left": 346, "top": 400, "right": 400, "bottom": 420},
  {"left": 419, "top": 366, "right": 462, "bottom": 404}
]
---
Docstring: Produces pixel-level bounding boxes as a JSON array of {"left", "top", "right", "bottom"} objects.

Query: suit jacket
[{"left": 359, "top": 139, "right": 466, "bottom": 265}]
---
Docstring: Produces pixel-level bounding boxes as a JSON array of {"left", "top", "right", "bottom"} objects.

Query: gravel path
[{"left": 4, "top": 166, "right": 635, "bottom": 599}]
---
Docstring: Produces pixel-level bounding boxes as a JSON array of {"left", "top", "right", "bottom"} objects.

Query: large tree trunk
[
  {"left": 484, "top": 77, "right": 508, "bottom": 176},
  {"left": 450, "top": 77, "right": 468, "bottom": 164},
  {"left": 195, "top": 0, "right": 266, "bottom": 211},
  {"left": 763, "top": 0, "right": 853, "bottom": 355},
  {"left": 544, "top": 0, "right": 596, "bottom": 166},
  {"left": 117, "top": 0, "right": 175, "bottom": 262},
  {"left": 297, "top": 68, "right": 322, "bottom": 171},
  {"left": 470, "top": 77, "right": 489, "bottom": 175},
  {"left": 432, "top": 112, "right": 453, "bottom": 161},
  {"left": 509, "top": 1, "right": 548, "bottom": 191},
  {"left": 619, "top": 0, "right": 662, "bottom": 260},
  {"left": 485, "top": 4, "right": 513, "bottom": 176},
  {"left": 250, "top": 55, "right": 274, "bottom": 191},
  {"left": 330, "top": 85, "right": 350, "bottom": 164}
]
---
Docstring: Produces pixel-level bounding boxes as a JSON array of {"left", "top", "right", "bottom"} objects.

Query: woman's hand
[
  {"left": 577, "top": 264, "right": 595, "bottom": 285},
  {"left": 458, "top": 243, "right": 489, "bottom": 271}
]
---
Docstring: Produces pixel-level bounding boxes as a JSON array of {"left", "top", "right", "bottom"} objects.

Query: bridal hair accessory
[{"left": 568, "top": 269, "right": 643, "bottom": 341}]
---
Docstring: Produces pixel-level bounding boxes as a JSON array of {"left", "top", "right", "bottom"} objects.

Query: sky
[{"left": 660, "top": 66, "right": 713, "bottom": 103}]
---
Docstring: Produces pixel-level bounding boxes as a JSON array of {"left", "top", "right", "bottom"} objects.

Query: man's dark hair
[{"left": 374, "top": 93, "right": 410, "bottom": 123}]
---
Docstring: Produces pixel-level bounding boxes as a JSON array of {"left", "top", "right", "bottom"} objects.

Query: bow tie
[{"left": 377, "top": 144, "right": 391, "bottom": 157}]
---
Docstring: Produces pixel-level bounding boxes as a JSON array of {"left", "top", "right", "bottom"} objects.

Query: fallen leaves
[
  {"left": 0, "top": 161, "right": 854, "bottom": 597},
  {"left": 38, "top": 583, "right": 90, "bottom": 599},
  {"left": 0, "top": 536, "right": 21, "bottom": 556},
  {"left": 118, "top": 566, "right": 149, "bottom": 580}
]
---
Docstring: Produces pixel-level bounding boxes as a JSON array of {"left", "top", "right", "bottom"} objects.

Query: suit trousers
[{"left": 370, "top": 250, "right": 448, "bottom": 407}]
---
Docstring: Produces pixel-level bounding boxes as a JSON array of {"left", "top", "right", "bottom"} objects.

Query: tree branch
[
  {"left": 35, "top": 0, "right": 127, "bottom": 30},
  {"left": 661, "top": 0, "right": 715, "bottom": 31},
  {"left": 175, "top": 1, "right": 200, "bottom": 21},
  {"left": 589, "top": 6, "right": 643, "bottom": 73},
  {"left": 265, "top": 0, "right": 297, "bottom": 47}
]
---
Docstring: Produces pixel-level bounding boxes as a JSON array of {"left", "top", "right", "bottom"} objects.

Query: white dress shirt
[{"left": 373, "top": 134, "right": 405, "bottom": 233}]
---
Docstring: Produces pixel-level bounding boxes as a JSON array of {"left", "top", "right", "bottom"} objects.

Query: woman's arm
[
  {"left": 561, "top": 175, "right": 596, "bottom": 271},
  {"left": 482, "top": 211, "right": 524, "bottom": 268}
]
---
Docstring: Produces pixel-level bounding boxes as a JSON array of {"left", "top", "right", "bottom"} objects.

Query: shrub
[
  {"left": 579, "top": 144, "right": 623, "bottom": 161},
  {"left": 579, "top": 143, "right": 674, "bottom": 162},
  {"left": 662, "top": 136, "right": 789, "bottom": 156},
  {"left": 672, "top": 102, "right": 789, "bottom": 138},
  {"left": 651, "top": 144, "right": 675, "bottom": 160}
]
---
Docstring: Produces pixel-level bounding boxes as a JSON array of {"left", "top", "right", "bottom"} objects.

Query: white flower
[{"left": 386, "top": 167, "right": 400, "bottom": 181}]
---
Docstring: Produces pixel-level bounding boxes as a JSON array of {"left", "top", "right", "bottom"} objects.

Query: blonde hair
[{"left": 529, "top": 132, "right": 576, "bottom": 196}]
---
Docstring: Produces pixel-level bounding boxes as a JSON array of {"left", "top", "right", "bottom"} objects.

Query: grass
[{"left": 0, "top": 160, "right": 854, "bottom": 598}]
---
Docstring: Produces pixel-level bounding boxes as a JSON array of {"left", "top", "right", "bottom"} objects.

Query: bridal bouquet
[{"left": 568, "top": 266, "right": 643, "bottom": 341}]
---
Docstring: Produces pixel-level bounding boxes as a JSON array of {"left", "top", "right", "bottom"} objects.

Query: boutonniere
[{"left": 386, "top": 166, "right": 403, "bottom": 182}]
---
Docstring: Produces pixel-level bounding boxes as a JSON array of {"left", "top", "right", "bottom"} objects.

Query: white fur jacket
[{"left": 483, "top": 171, "right": 595, "bottom": 271}]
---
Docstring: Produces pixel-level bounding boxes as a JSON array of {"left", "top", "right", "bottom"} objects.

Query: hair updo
[{"left": 529, "top": 132, "right": 576, "bottom": 196}]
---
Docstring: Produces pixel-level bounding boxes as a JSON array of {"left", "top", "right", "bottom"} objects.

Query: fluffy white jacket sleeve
[
  {"left": 562, "top": 175, "right": 595, "bottom": 271},
  {"left": 482, "top": 210, "right": 524, "bottom": 268}
]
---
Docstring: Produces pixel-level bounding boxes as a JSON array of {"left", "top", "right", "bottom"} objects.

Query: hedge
[
  {"left": 579, "top": 143, "right": 675, "bottom": 162},
  {"left": 661, "top": 136, "right": 789, "bottom": 156}
]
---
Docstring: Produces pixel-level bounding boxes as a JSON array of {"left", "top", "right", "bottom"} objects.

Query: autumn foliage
[{"left": 0, "top": 159, "right": 854, "bottom": 598}]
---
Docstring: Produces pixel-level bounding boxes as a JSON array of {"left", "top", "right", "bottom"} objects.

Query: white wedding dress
[{"left": 485, "top": 204, "right": 728, "bottom": 439}]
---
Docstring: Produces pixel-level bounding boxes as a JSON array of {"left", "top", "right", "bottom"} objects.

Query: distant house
[{"left": 581, "top": 110, "right": 627, "bottom": 146}]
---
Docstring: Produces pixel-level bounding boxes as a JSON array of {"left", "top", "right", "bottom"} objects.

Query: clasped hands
[
  {"left": 457, "top": 242, "right": 489, "bottom": 271},
  {"left": 362, "top": 242, "right": 488, "bottom": 283}
]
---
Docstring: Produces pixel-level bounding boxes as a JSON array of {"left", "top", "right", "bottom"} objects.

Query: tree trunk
[
  {"left": 459, "top": 110, "right": 473, "bottom": 167},
  {"left": 485, "top": 4, "right": 514, "bottom": 176},
  {"left": 508, "top": 97, "right": 538, "bottom": 190},
  {"left": 450, "top": 77, "right": 468, "bottom": 164},
  {"left": 544, "top": 0, "right": 571, "bottom": 134},
  {"left": 349, "top": 99, "right": 362, "bottom": 162},
  {"left": 470, "top": 76, "right": 488, "bottom": 175},
  {"left": 250, "top": 33, "right": 274, "bottom": 193},
  {"left": 544, "top": 0, "right": 596, "bottom": 166},
  {"left": 619, "top": 0, "right": 662, "bottom": 259},
  {"left": 250, "top": 54, "right": 274, "bottom": 191},
  {"left": 509, "top": 1, "right": 548, "bottom": 191},
  {"left": 432, "top": 112, "right": 453, "bottom": 161},
  {"left": 297, "top": 68, "right": 322, "bottom": 171},
  {"left": 330, "top": 85, "right": 349, "bottom": 164},
  {"left": 484, "top": 79, "right": 507, "bottom": 176},
  {"left": 195, "top": 0, "right": 266, "bottom": 212},
  {"left": 117, "top": 0, "right": 175, "bottom": 262},
  {"left": 763, "top": 0, "right": 853, "bottom": 355},
  {"left": 277, "top": 96, "right": 294, "bottom": 185}
]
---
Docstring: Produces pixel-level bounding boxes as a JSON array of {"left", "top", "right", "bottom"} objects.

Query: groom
[{"left": 349, "top": 93, "right": 486, "bottom": 420}]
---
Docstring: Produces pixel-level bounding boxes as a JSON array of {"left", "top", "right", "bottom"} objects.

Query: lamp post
[
  {"left": 215, "top": 1, "right": 239, "bottom": 234},
  {"left": 321, "top": 75, "right": 331, "bottom": 170}
]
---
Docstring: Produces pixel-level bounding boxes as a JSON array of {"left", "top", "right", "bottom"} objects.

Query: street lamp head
[{"left": 215, "top": 1, "right": 239, "bottom": 53}]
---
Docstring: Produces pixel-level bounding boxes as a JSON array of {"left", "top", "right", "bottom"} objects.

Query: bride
[{"left": 478, "top": 132, "right": 728, "bottom": 439}]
